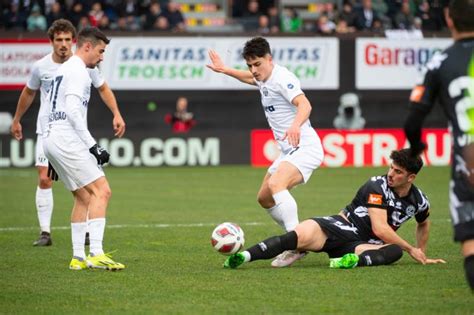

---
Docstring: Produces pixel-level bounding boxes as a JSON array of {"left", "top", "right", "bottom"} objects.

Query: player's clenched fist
[{"left": 89, "top": 144, "right": 110, "bottom": 165}]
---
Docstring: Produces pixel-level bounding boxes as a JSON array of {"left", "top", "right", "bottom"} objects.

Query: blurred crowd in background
[{"left": 1, "top": 0, "right": 448, "bottom": 34}]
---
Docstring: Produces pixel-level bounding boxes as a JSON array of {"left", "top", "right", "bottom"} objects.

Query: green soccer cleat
[
  {"left": 86, "top": 252, "right": 125, "bottom": 271},
  {"left": 329, "top": 253, "right": 359, "bottom": 269},
  {"left": 69, "top": 257, "right": 87, "bottom": 270},
  {"left": 223, "top": 252, "right": 245, "bottom": 269}
]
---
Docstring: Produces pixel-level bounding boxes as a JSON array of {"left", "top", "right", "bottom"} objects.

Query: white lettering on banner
[
  {"left": 372, "top": 134, "right": 398, "bottom": 166},
  {"left": 99, "top": 138, "right": 135, "bottom": 167},
  {"left": 356, "top": 38, "right": 452, "bottom": 90},
  {"left": 0, "top": 43, "right": 51, "bottom": 86},
  {"left": 282, "top": 129, "right": 451, "bottom": 168},
  {"left": 426, "top": 133, "right": 451, "bottom": 165},
  {"left": 323, "top": 134, "right": 347, "bottom": 167},
  {"left": 10, "top": 139, "right": 34, "bottom": 167},
  {"left": 346, "top": 134, "right": 371, "bottom": 167},
  {"left": 101, "top": 37, "right": 339, "bottom": 90},
  {"left": 1, "top": 137, "right": 219, "bottom": 167},
  {"left": 188, "top": 138, "right": 220, "bottom": 165}
]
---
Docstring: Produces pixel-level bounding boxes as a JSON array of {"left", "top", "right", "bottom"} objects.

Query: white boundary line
[
  {"left": 0, "top": 219, "right": 452, "bottom": 232},
  {"left": 0, "top": 222, "right": 269, "bottom": 232}
]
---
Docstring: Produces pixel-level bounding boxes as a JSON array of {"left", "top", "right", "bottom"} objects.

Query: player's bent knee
[
  {"left": 257, "top": 193, "right": 274, "bottom": 209},
  {"left": 267, "top": 177, "right": 287, "bottom": 194},
  {"left": 38, "top": 176, "right": 53, "bottom": 189},
  {"left": 382, "top": 244, "right": 403, "bottom": 264},
  {"left": 295, "top": 220, "right": 320, "bottom": 250}
]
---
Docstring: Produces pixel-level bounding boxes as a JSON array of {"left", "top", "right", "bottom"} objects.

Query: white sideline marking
[{"left": 0, "top": 222, "right": 268, "bottom": 232}]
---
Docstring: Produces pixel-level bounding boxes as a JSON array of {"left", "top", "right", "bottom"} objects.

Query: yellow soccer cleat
[
  {"left": 86, "top": 252, "right": 125, "bottom": 271},
  {"left": 69, "top": 257, "right": 87, "bottom": 270}
]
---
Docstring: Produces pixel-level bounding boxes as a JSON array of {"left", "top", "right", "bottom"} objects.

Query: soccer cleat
[
  {"left": 33, "top": 231, "right": 52, "bottom": 246},
  {"left": 84, "top": 232, "right": 90, "bottom": 246},
  {"left": 223, "top": 252, "right": 245, "bottom": 269},
  {"left": 69, "top": 257, "right": 87, "bottom": 270},
  {"left": 271, "top": 250, "right": 307, "bottom": 268},
  {"left": 86, "top": 252, "right": 125, "bottom": 271},
  {"left": 329, "top": 253, "right": 359, "bottom": 269}
]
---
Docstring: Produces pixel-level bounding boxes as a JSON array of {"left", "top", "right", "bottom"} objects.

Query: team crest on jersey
[
  {"left": 262, "top": 87, "right": 268, "bottom": 96},
  {"left": 405, "top": 205, "right": 416, "bottom": 216},
  {"left": 287, "top": 83, "right": 294, "bottom": 89},
  {"left": 368, "top": 194, "right": 383, "bottom": 205}
]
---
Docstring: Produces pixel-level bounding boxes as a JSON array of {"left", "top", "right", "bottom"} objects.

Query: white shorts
[
  {"left": 42, "top": 131, "right": 104, "bottom": 191},
  {"left": 35, "top": 135, "right": 48, "bottom": 167},
  {"left": 268, "top": 142, "right": 324, "bottom": 183}
]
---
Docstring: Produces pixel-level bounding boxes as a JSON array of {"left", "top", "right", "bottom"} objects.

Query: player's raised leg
[{"left": 261, "top": 161, "right": 307, "bottom": 267}]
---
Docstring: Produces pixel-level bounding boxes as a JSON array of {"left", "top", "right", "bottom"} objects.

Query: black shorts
[
  {"left": 450, "top": 198, "right": 474, "bottom": 242},
  {"left": 312, "top": 215, "right": 366, "bottom": 258}
]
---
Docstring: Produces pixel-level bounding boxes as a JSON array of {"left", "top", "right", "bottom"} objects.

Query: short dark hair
[
  {"left": 390, "top": 149, "right": 423, "bottom": 174},
  {"left": 242, "top": 37, "right": 271, "bottom": 60},
  {"left": 47, "top": 19, "right": 76, "bottom": 41},
  {"left": 449, "top": 0, "right": 474, "bottom": 32},
  {"left": 77, "top": 27, "right": 110, "bottom": 48}
]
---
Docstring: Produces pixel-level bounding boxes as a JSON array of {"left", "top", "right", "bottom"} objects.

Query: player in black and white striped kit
[
  {"left": 223, "top": 149, "right": 445, "bottom": 269},
  {"left": 404, "top": 0, "right": 474, "bottom": 290}
]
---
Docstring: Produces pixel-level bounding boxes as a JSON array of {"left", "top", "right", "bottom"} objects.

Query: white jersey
[
  {"left": 27, "top": 52, "right": 105, "bottom": 135},
  {"left": 44, "top": 55, "right": 93, "bottom": 134},
  {"left": 255, "top": 64, "right": 319, "bottom": 153}
]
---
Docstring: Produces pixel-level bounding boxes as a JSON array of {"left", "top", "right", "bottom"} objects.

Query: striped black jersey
[
  {"left": 407, "top": 37, "right": 474, "bottom": 201},
  {"left": 343, "top": 175, "right": 430, "bottom": 243}
]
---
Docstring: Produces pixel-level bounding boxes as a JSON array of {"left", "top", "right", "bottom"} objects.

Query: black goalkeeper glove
[
  {"left": 47, "top": 162, "right": 58, "bottom": 181},
  {"left": 89, "top": 144, "right": 110, "bottom": 165}
]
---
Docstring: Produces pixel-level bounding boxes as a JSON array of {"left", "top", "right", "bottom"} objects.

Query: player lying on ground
[{"left": 224, "top": 149, "right": 446, "bottom": 269}]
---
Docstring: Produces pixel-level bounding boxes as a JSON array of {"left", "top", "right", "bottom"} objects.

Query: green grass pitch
[{"left": 0, "top": 166, "right": 471, "bottom": 314}]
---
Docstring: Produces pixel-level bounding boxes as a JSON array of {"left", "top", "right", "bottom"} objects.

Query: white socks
[
  {"left": 71, "top": 222, "right": 87, "bottom": 259},
  {"left": 88, "top": 218, "right": 106, "bottom": 256},
  {"left": 270, "top": 190, "right": 299, "bottom": 232},
  {"left": 36, "top": 187, "right": 53, "bottom": 233},
  {"left": 266, "top": 204, "right": 286, "bottom": 230}
]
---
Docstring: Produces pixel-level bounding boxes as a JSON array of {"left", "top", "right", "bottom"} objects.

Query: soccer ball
[{"left": 211, "top": 222, "right": 245, "bottom": 255}]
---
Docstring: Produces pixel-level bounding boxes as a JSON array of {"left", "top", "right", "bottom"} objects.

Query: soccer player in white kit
[
  {"left": 42, "top": 27, "right": 124, "bottom": 270},
  {"left": 207, "top": 37, "right": 324, "bottom": 267},
  {"left": 10, "top": 19, "right": 126, "bottom": 247}
]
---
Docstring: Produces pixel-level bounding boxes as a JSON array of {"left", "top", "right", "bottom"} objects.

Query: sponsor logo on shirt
[
  {"left": 49, "top": 111, "right": 67, "bottom": 122},
  {"left": 368, "top": 193, "right": 383, "bottom": 205},
  {"left": 263, "top": 105, "right": 275, "bottom": 112},
  {"left": 287, "top": 83, "right": 294, "bottom": 89}
]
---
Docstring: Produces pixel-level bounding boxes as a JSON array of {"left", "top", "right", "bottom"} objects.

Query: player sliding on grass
[
  {"left": 224, "top": 149, "right": 446, "bottom": 269},
  {"left": 207, "top": 37, "right": 324, "bottom": 268}
]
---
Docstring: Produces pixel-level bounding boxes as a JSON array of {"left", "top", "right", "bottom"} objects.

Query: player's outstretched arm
[
  {"left": 206, "top": 49, "right": 255, "bottom": 86},
  {"left": 11, "top": 86, "right": 37, "bottom": 140},
  {"left": 97, "top": 82, "right": 126, "bottom": 138},
  {"left": 369, "top": 207, "right": 428, "bottom": 264},
  {"left": 415, "top": 219, "right": 446, "bottom": 264}
]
